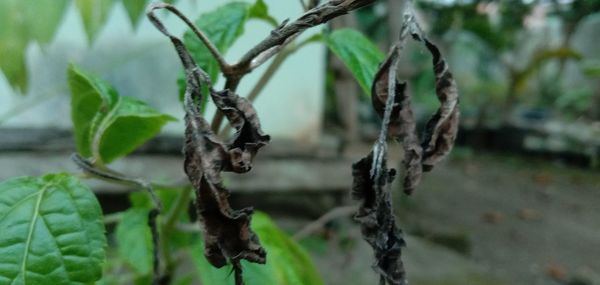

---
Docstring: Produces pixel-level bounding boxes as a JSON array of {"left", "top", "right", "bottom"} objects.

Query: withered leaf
[
  {"left": 352, "top": 151, "right": 407, "bottom": 285},
  {"left": 210, "top": 89, "right": 271, "bottom": 173},
  {"left": 414, "top": 34, "right": 460, "bottom": 172},
  {"left": 148, "top": 5, "right": 268, "bottom": 271},
  {"left": 354, "top": 45, "right": 408, "bottom": 284},
  {"left": 371, "top": 47, "right": 422, "bottom": 195},
  {"left": 182, "top": 80, "right": 268, "bottom": 269}
]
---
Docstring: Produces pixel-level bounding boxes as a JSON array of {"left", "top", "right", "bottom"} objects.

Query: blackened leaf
[
  {"left": 183, "top": 96, "right": 267, "bottom": 269},
  {"left": 148, "top": 3, "right": 270, "bottom": 274},
  {"left": 417, "top": 37, "right": 460, "bottom": 172},
  {"left": 194, "top": 179, "right": 265, "bottom": 267},
  {"left": 192, "top": 212, "right": 325, "bottom": 285},
  {"left": 210, "top": 89, "right": 271, "bottom": 173},
  {"left": 183, "top": 88, "right": 269, "bottom": 270},
  {"left": 352, "top": 152, "right": 406, "bottom": 285}
]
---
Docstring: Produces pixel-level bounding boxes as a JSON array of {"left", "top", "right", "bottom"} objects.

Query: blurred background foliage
[
  {"left": 1, "top": 0, "right": 599, "bottom": 125},
  {"left": 350, "top": 0, "right": 600, "bottom": 125}
]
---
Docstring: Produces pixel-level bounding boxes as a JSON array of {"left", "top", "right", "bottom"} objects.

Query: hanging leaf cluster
[
  {"left": 352, "top": 12, "right": 460, "bottom": 285},
  {"left": 147, "top": 4, "right": 271, "bottom": 277}
]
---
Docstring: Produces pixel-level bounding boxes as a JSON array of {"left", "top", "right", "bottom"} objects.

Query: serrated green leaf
[
  {"left": 180, "top": 2, "right": 249, "bottom": 102},
  {"left": 75, "top": 0, "right": 115, "bottom": 43},
  {"left": 122, "top": 0, "right": 149, "bottom": 28},
  {"left": 0, "top": 173, "right": 106, "bottom": 285},
  {"left": 248, "top": 0, "right": 278, "bottom": 27},
  {"left": 68, "top": 64, "right": 176, "bottom": 163},
  {"left": 192, "top": 212, "right": 324, "bottom": 285},
  {"left": 326, "top": 29, "right": 385, "bottom": 96},
  {"left": 116, "top": 208, "right": 153, "bottom": 276}
]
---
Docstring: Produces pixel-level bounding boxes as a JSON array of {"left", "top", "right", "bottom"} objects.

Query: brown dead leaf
[
  {"left": 413, "top": 34, "right": 460, "bottom": 172},
  {"left": 150, "top": 11, "right": 269, "bottom": 270}
]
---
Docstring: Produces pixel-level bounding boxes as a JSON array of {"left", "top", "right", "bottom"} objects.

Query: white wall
[{"left": 0, "top": 0, "right": 325, "bottom": 143}]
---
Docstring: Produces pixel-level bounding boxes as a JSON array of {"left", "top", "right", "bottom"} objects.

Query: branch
[
  {"left": 293, "top": 205, "right": 358, "bottom": 240},
  {"left": 230, "top": 0, "right": 376, "bottom": 74}
]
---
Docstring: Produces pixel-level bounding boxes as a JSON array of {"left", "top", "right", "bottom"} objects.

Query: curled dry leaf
[
  {"left": 352, "top": 150, "right": 407, "bottom": 285},
  {"left": 371, "top": 47, "right": 423, "bottom": 194},
  {"left": 210, "top": 89, "right": 271, "bottom": 173},
  {"left": 354, "top": 45, "right": 407, "bottom": 284},
  {"left": 147, "top": 5, "right": 268, "bottom": 270},
  {"left": 413, "top": 33, "right": 460, "bottom": 172}
]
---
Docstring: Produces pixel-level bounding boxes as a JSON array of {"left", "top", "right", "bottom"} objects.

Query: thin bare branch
[
  {"left": 147, "top": 3, "right": 230, "bottom": 73},
  {"left": 293, "top": 205, "right": 358, "bottom": 240},
  {"left": 230, "top": 0, "right": 376, "bottom": 74},
  {"left": 71, "top": 153, "right": 163, "bottom": 285}
]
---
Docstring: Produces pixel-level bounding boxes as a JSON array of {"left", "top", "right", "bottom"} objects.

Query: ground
[{"left": 291, "top": 149, "right": 600, "bottom": 285}]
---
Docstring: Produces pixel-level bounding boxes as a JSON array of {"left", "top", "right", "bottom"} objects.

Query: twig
[
  {"left": 103, "top": 212, "right": 122, "bottom": 224},
  {"left": 148, "top": 208, "right": 161, "bottom": 285},
  {"left": 147, "top": 3, "right": 230, "bottom": 73},
  {"left": 232, "top": 0, "right": 376, "bottom": 74},
  {"left": 233, "top": 260, "right": 245, "bottom": 285},
  {"left": 293, "top": 205, "right": 358, "bottom": 240},
  {"left": 210, "top": 0, "right": 377, "bottom": 132},
  {"left": 71, "top": 153, "right": 163, "bottom": 285},
  {"left": 217, "top": 33, "right": 322, "bottom": 136}
]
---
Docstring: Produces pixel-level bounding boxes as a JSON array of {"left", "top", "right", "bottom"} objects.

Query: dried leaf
[
  {"left": 148, "top": 5, "right": 268, "bottom": 271},
  {"left": 352, "top": 151, "right": 406, "bottom": 285},
  {"left": 371, "top": 51, "right": 403, "bottom": 136},
  {"left": 414, "top": 35, "right": 460, "bottom": 172},
  {"left": 183, "top": 90, "right": 268, "bottom": 268},
  {"left": 210, "top": 89, "right": 270, "bottom": 173},
  {"left": 371, "top": 48, "right": 422, "bottom": 195},
  {"left": 354, "top": 45, "right": 407, "bottom": 284}
]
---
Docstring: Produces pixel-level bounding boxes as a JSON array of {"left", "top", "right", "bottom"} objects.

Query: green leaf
[
  {"left": 582, "top": 60, "right": 600, "bottom": 77},
  {"left": 326, "top": 29, "right": 385, "bottom": 96},
  {"left": 0, "top": 0, "right": 28, "bottom": 92},
  {"left": 192, "top": 212, "right": 324, "bottom": 285},
  {"left": 116, "top": 208, "right": 153, "bottom": 276},
  {"left": 0, "top": 0, "right": 69, "bottom": 92},
  {"left": 68, "top": 64, "right": 176, "bottom": 163},
  {"left": 24, "top": 0, "right": 69, "bottom": 45},
  {"left": 181, "top": 2, "right": 249, "bottom": 101},
  {"left": 75, "top": 0, "right": 115, "bottom": 43},
  {"left": 122, "top": 0, "right": 149, "bottom": 28},
  {"left": 248, "top": 0, "right": 279, "bottom": 27},
  {"left": 0, "top": 173, "right": 106, "bottom": 284}
]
